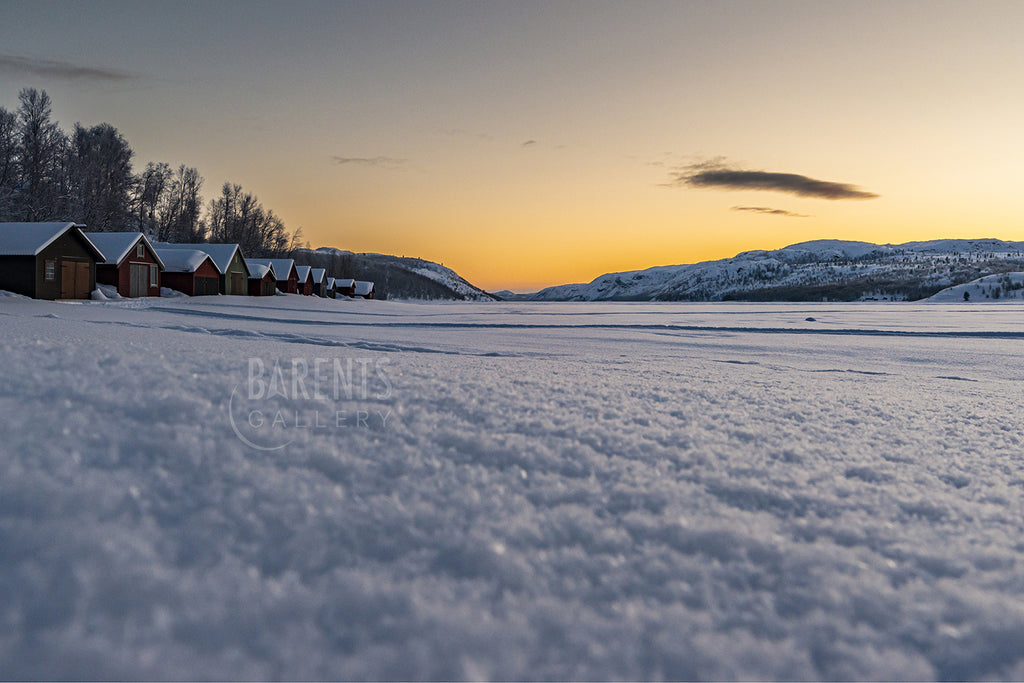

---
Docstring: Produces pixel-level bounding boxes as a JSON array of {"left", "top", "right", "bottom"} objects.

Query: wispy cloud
[
  {"left": 0, "top": 53, "right": 135, "bottom": 83},
  {"left": 521, "top": 139, "right": 537, "bottom": 147},
  {"left": 331, "top": 156, "right": 407, "bottom": 169},
  {"left": 732, "top": 206, "right": 811, "bottom": 218},
  {"left": 672, "top": 160, "right": 879, "bottom": 200}
]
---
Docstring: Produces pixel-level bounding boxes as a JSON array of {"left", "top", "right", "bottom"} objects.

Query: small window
[
  {"left": 44, "top": 260, "right": 55, "bottom": 281},
  {"left": 150, "top": 264, "right": 158, "bottom": 286},
  {"left": 136, "top": 244, "right": 144, "bottom": 258}
]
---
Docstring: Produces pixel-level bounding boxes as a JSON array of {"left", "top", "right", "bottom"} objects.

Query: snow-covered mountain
[
  {"left": 292, "top": 248, "right": 497, "bottom": 301},
  {"left": 533, "top": 239, "right": 1024, "bottom": 302}
]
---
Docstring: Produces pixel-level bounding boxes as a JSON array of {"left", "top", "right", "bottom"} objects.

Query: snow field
[{"left": 2, "top": 296, "right": 1024, "bottom": 679}]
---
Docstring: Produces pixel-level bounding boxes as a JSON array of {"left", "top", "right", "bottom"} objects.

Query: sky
[{"left": 2, "top": 1, "right": 1023, "bottom": 291}]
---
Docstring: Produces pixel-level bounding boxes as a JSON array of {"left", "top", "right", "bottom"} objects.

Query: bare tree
[
  {"left": 3, "top": 87, "right": 300, "bottom": 252},
  {"left": 288, "top": 226, "right": 306, "bottom": 252},
  {"left": 206, "top": 181, "right": 294, "bottom": 255},
  {"left": 0, "top": 107, "right": 17, "bottom": 220},
  {"left": 263, "top": 210, "right": 291, "bottom": 255},
  {"left": 67, "top": 122, "right": 134, "bottom": 230},
  {"left": 159, "top": 165, "right": 205, "bottom": 242},
  {"left": 16, "top": 88, "right": 64, "bottom": 221},
  {"left": 135, "top": 161, "right": 170, "bottom": 236}
]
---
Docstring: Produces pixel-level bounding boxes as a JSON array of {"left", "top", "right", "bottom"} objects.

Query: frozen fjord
[{"left": 2, "top": 295, "right": 1024, "bottom": 679}]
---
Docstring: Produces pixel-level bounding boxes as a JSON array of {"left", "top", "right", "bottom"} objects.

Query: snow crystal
[{"left": 2, "top": 297, "right": 1024, "bottom": 679}]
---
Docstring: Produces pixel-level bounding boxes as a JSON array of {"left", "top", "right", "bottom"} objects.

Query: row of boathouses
[{"left": 0, "top": 222, "right": 375, "bottom": 300}]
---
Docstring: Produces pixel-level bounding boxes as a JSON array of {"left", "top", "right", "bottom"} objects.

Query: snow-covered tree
[
  {"left": 2, "top": 86, "right": 300, "bottom": 251},
  {"left": 15, "top": 88, "right": 65, "bottom": 221},
  {"left": 67, "top": 122, "right": 134, "bottom": 230}
]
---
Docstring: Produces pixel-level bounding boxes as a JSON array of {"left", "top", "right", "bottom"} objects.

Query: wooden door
[
  {"left": 60, "top": 261, "right": 91, "bottom": 299},
  {"left": 231, "top": 272, "right": 244, "bottom": 295},
  {"left": 129, "top": 263, "right": 148, "bottom": 297},
  {"left": 196, "top": 276, "right": 219, "bottom": 296},
  {"left": 76, "top": 262, "right": 91, "bottom": 298},
  {"left": 60, "top": 261, "right": 75, "bottom": 298}
]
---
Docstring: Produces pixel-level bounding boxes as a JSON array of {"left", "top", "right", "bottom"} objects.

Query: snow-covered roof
[
  {"left": 244, "top": 259, "right": 275, "bottom": 280},
  {"left": 326, "top": 277, "right": 335, "bottom": 288},
  {"left": 0, "top": 222, "right": 104, "bottom": 260},
  {"left": 83, "top": 231, "right": 165, "bottom": 269},
  {"left": 153, "top": 242, "right": 246, "bottom": 276},
  {"left": 310, "top": 267, "right": 326, "bottom": 284},
  {"left": 295, "top": 265, "right": 311, "bottom": 282},
  {"left": 335, "top": 278, "right": 355, "bottom": 288},
  {"left": 354, "top": 280, "right": 374, "bottom": 296},
  {"left": 247, "top": 258, "right": 296, "bottom": 280},
  {"left": 155, "top": 248, "right": 214, "bottom": 274}
]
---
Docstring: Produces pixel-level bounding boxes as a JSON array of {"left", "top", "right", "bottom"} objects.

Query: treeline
[
  {"left": 717, "top": 261, "right": 1024, "bottom": 302},
  {"left": 0, "top": 87, "right": 301, "bottom": 255}
]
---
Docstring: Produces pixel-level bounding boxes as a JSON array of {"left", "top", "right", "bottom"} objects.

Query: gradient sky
[{"left": 2, "top": 1, "right": 1022, "bottom": 291}]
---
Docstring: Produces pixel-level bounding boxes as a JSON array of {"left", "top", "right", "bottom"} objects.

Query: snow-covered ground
[
  {"left": 926, "top": 272, "right": 1024, "bottom": 302},
  {"left": 3, "top": 294, "right": 1024, "bottom": 679}
]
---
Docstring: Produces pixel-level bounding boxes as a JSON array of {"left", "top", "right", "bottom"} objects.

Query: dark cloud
[
  {"left": 0, "top": 54, "right": 135, "bottom": 83},
  {"left": 674, "top": 161, "right": 878, "bottom": 200},
  {"left": 331, "top": 156, "right": 407, "bottom": 169},
  {"left": 732, "top": 206, "right": 810, "bottom": 218}
]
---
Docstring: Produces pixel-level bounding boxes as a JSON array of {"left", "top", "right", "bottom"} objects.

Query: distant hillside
[
  {"left": 491, "top": 290, "right": 538, "bottom": 301},
  {"left": 290, "top": 248, "right": 497, "bottom": 301},
  {"left": 533, "top": 239, "right": 1024, "bottom": 302},
  {"left": 925, "top": 272, "right": 1024, "bottom": 302}
]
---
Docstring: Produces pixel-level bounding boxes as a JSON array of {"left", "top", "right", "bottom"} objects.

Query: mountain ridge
[{"left": 531, "top": 238, "right": 1024, "bottom": 302}]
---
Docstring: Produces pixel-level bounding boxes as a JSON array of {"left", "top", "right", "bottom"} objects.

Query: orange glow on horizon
[
  {"left": 297, "top": 174, "right": 1024, "bottom": 292},
  {"left": 8, "top": 2, "right": 1022, "bottom": 293}
]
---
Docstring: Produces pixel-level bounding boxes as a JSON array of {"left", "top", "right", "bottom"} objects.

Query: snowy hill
[
  {"left": 533, "top": 238, "right": 1024, "bottom": 302},
  {"left": 925, "top": 271, "right": 1024, "bottom": 302},
  {"left": 291, "top": 248, "right": 497, "bottom": 301},
  {"left": 491, "top": 289, "right": 539, "bottom": 301}
]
